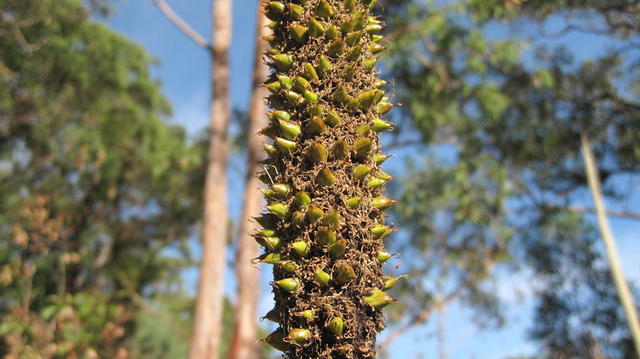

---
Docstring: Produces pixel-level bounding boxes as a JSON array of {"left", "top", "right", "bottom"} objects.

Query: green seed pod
[
  {"left": 327, "top": 38, "right": 346, "bottom": 57},
  {"left": 278, "top": 74, "right": 293, "bottom": 89},
  {"left": 266, "top": 47, "right": 281, "bottom": 55},
  {"left": 346, "top": 45, "right": 363, "bottom": 61},
  {"left": 371, "top": 118, "right": 393, "bottom": 132},
  {"left": 370, "top": 42, "right": 385, "bottom": 54},
  {"left": 371, "top": 34, "right": 383, "bottom": 42},
  {"left": 376, "top": 250, "right": 393, "bottom": 263},
  {"left": 306, "top": 116, "right": 327, "bottom": 136},
  {"left": 304, "top": 90, "right": 319, "bottom": 104},
  {"left": 334, "top": 263, "right": 356, "bottom": 285},
  {"left": 303, "top": 63, "right": 319, "bottom": 81},
  {"left": 265, "top": 81, "right": 282, "bottom": 94},
  {"left": 263, "top": 143, "right": 277, "bottom": 156},
  {"left": 287, "top": 329, "right": 312, "bottom": 345},
  {"left": 294, "top": 191, "right": 312, "bottom": 207},
  {"left": 372, "top": 153, "right": 390, "bottom": 165},
  {"left": 377, "top": 99, "right": 394, "bottom": 114},
  {"left": 308, "top": 104, "right": 324, "bottom": 116},
  {"left": 272, "top": 183, "right": 292, "bottom": 197},
  {"left": 269, "top": 110, "right": 291, "bottom": 122},
  {"left": 275, "top": 137, "right": 297, "bottom": 152},
  {"left": 265, "top": 328, "right": 289, "bottom": 352},
  {"left": 316, "top": 168, "right": 337, "bottom": 186},
  {"left": 346, "top": 196, "right": 362, "bottom": 209},
  {"left": 320, "top": 211, "right": 341, "bottom": 229},
  {"left": 278, "top": 261, "right": 299, "bottom": 273},
  {"left": 378, "top": 171, "right": 393, "bottom": 181},
  {"left": 357, "top": 89, "right": 384, "bottom": 110},
  {"left": 315, "top": 269, "right": 331, "bottom": 287},
  {"left": 352, "top": 164, "right": 371, "bottom": 178},
  {"left": 344, "top": 31, "right": 363, "bottom": 46},
  {"left": 333, "top": 85, "right": 350, "bottom": 105},
  {"left": 325, "top": 110, "right": 341, "bottom": 127},
  {"left": 301, "top": 309, "right": 316, "bottom": 320},
  {"left": 371, "top": 224, "right": 390, "bottom": 238},
  {"left": 353, "top": 138, "right": 373, "bottom": 160},
  {"left": 365, "top": 23, "right": 383, "bottom": 34},
  {"left": 292, "top": 76, "right": 310, "bottom": 92},
  {"left": 315, "top": 226, "right": 337, "bottom": 246},
  {"left": 309, "top": 18, "right": 325, "bottom": 37},
  {"left": 364, "top": 289, "right": 396, "bottom": 309},
  {"left": 292, "top": 241, "right": 310, "bottom": 257},
  {"left": 373, "top": 78, "right": 388, "bottom": 88},
  {"left": 305, "top": 206, "right": 324, "bottom": 224},
  {"left": 345, "top": 0, "right": 356, "bottom": 11},
  {"left": 326, "top": 317, "right": 344, "bottom": 336},
  {"left": 259, "top": 252, "right": 281, "bottom": 264},
  {"left": 276, "top": 278, "right": 302, "bottom": 293},
  {"left": 371, "top": 196, "right": 395, "bottom": 210},
  {"left": 263, "top": 308, "right": 281, "bottom": 323},
  {"left": 290, "top": 24, "right": 308, "bottom": 43},
  {"left": 255, "top": 214, "right": 277, "bottom": 228},
  {"left": 307, "top": 143, "right": 328, "bottom": 163},
  {"left": 291, "top": 211, "right": 305, "bottom": 227},
  {"left": 325, "top": 25, "right": 340, "bottom": 39},
  {"left": 284, "top": 90, "right": 302, "bottom": 105},
  {"left": 328, "top": 239, "right": 347, "bottom": 259},
  {"left": 271, "top": 53, "right": 293, "bottom": 71},
  {"left": 259, "top": 229, "right": 277, "bottom": 237},
  {"left": 287, "top": 3, "right": 303, "bottom": 19},
  {"left": 367, "top": 177, "right": 386, "bottom": 189},
  {"left": 331, "top": 139, "right": 348, "bottom": 159},
  {"left": 357, "top": 124, "right": 371, "bottom": 136},
  {"left": 259, "top": 236, "right": 281, "bottom": 251},
  {"left": 267, "top": 203, "right": 289, "bottom": 219},
  {"left": 383, "top": 275, "right": 405, "bottom": 290},
  {"left": 318, "top": 56, "right": 333, "bottom": 77},
  {"left": 342, "top": 65, "right": 355, "bottom": 81},
  {"left": 315, "top": 0, "right": 334, "bottom": 18},
  {"left": 265, "top": 1, "right": 286, "bottom": 21},
  {"left": 279, "top": 120, "right": 301, "bottom": 139}
]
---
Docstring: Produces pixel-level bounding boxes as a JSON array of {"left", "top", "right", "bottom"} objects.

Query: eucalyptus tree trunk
[
  {"left": 256, "top": 0, "right": 398, "bottom": 357},
  {"left": 227, "top": 8, "right": 270, "bottom": 359}
]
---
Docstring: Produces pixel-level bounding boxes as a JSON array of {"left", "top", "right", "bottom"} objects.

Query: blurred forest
[{"left": 1, "top": 0, "right": 639, "bottom": 358}]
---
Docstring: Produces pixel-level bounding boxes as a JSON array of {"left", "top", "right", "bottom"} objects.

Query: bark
[
  {"left": 188, "top": 0, "right": 232, "bottom": 358},
  {"left": 227, "top": 8, "right": 269, "bottom": 359}
]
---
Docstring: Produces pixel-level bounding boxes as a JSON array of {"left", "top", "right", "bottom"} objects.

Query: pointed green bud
[
  {"left": 372, "top": 196, "right": 395, "bottom": 210},
  {"left": 271, "top": 183, "right": 291, "bottom": 197},
  {"left": 347, "top": 97, "right": 360, "bottom": 111},
  {"left": 278, "top": 260, "right": 298, "bottom": 273},
  {"left": 325, "top": 25, "right": 340, "bottom": 39},
  {"left": 271, "top": 53, "right": 293, "bottom": 71},
  {"left": 303, "top": 63, "right": 319, "bottom": 81},
  {"left": 276, "top": 278, "right": 301, "bottom": 293},
  {"left": 284, "top": 90, "right": 302, "bottom": 105},
  {"left": 374, "top": 78, "right": 388, "bottom": 88},
  {"left": 342, "top": 64, "right": 355, "bottom": 81},
  {"left": 364, "top": 289, "right": 396, "bottom": 309},
  {"left": 371, "top": 118, "right": 393, "bottom": 132},
  {"left": 258, "top": 236, "right": 281, "bottom": 251},
  {"left": 315, "top": 269, "right": 331, "bottom": 287},
  {"left": 334, "top": 263, "right": 356, "bottom": 285},
  {"left": 301, "top": 309, "right": 315, "bottom": 320},
  {"left": 294, "top": 191, "right": 311, "bottom": 207},
  {"left": 363, "top": 57, "right": 378, "bottom": 70},
  {"left": 305, "top": 207, "right": 324, "bottom": 224},
  {"left": 376, "top": 250, "right": 393, "bottom": 263},
  {"left": 287, "top": 3, "right": 303, "bottom": 19},
  {"left": 260, "top": 188, "right": 276, "bottom": 198},
  {"left": 309, "top": 18, "right": 325, "bottom": 37},
  {"left": 366, "top": 0, "right": 378, "bottom": 9},
  {"left": 287, "top": 328, "right": 312, "bottom": 345},
  {"left": 265, "top": 1, "right": 286, "bottom": 20},
  {"left": 265, "top": 81, "right": 282, "bottom": 94},
  {"left": 377, "top": 100, "right": 393, "bottom": 114},
  {"left": 326, "top": 317, "right": 344, "bottom": 335},
  {"left": 309, "top": 104, "right": 324, "bottom": 116},
  {"left": 383, "top": 275, "right": 406, "bottom": 290},
  {"left": 320, "top": 211, "right": 341, "bottom": 230},
  {"left": 259, "top": 229, "right": 277, "bottom": 237},
  {"left": 269, "top": 110, "right": 291, "bottom": 122},
  {"left": 307, "top": 143, "right": 328, "bottom": 163},
  {"left": 264, "top": 35, "right": 277, "bottom": 47},
  {"left": 316, "top": 0, "right": 334, "bottom": 18},
  {"left": 346, "top": 196, "right": 362, "bottom": 209},
  {"left": 372, "top": 153, "right": 390, "bottom": 165},
  {"left": 315, "top": 226, "right": 337, "bottom": 246},
  {"left": 266, "top": 48, "right": 280, "bottom": 55},
  {"left": 278, "top": 74, "right": 293, "bottom": 89},
  {"left": 255, "top": 214, "right": 277, "bottom": 227},
  {"left": 291, "top": 211, "right": 305, "bottom": 227},
  {"left": 279, "top": 120, "right": 301, "bottom": 139},
  {"left": 352, "top": 165, "right": 371, "bottom": 178},
  {"left": 331, "top": 139, "right": 348, "bottom": 160},
  {"left": 292, "top": 76, "right": 310, "bottom": 92},
  {"left": 306, "top": 116, "right": 327, "bottom": 136},
  {"left": 346, "top": 45, "right": 362, "bottom": 61},
  {"left": 267, "top": 20, "right": 279, "bottom": 29},
  {"left": 325, "top": 110, "right": 341, "bottom": 127},
  {"left": 263, "top": 308, "right": 281, "bottom": 323},
  {"left": 318, "top": 55, "right": 333, "bottom": 76},
  {"left": 267, "top": 203, "right": 289, "bottom": 219},
  {"left": 304, "top": 90, "right": 319, "bottom": 104},
  {"left": 371, "top": 34, "right": 384, "bottom": 42},
  {"left": 292, "top": 241, "right": 310, "bottom": 257},
  {"left": 328, "top": 239, "right": 347, "bottom": 259},
  {"left": 366, "top": 24, "right": 383, "bottom": 34},
  {"left": 275, "top": 137, "right": 296, "bottom": 152},
  {"left": 371, "top": 224, "right": 390, "bottom": 238},
  {"left": 259, "top": 252, "right": 281, "bottom": 264},
  {"left": 265, "top": 329, "right": 289, "bottom": 351},
  {"left": 370, "top": 42, "right": 385, "bottom": 54},
  {"left": 316, "top": 168, "right": 337, "bottom": 186},
  {"left": 358, "top": 89, "right": 384, "bottom": 110},
  {"left": 327, "top": 38, "right": 346, "bottom": 57},
  {"left": 379, "top": 171, "right": 393, "bottom": 180},
  {"left": 367, "top": 177, "right": 387, "bottom": 189},
  {"left": 345, "top": 31, "right": 363, "bottom": 46},
  {"left": 354, "top": 138, "right": 373, "bottom": 160},
  {"left": 290, "top": 24, "right": 308, "bottom": 43},
  {"left": 357, "top": 124, "right": 371, "bottom": 136},
  {"left": 263, "top": 143, "right": 277, "bottom": 156},
  {"left": 341, "top": 11, "right": 365, "bottom": 33},
  {"left": 345, "top": 0, "right": 356, "bottom": 10}
]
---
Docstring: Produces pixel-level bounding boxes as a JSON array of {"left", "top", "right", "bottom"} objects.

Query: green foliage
[{"left": 0, "top": 0, "right": 202, "bottom": 356}]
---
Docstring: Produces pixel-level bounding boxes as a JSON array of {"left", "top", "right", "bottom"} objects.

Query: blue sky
[{"left": 106, "top": 2, "right": 639, "bottom": 358}]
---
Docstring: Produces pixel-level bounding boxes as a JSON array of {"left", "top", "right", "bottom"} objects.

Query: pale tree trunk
[
  {"left": 189, "top": 0, "right": 232, "bottom": 358},
  {"left": 227, "top": 9, "right": 269, "bottom": 359}
]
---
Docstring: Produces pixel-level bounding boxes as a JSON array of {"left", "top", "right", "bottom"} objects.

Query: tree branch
[
  {"left": 152, "top": 0, "right": 211, "bottom": 51},
  {"left": 567, "top": 205, "right": 640, "bottom": 221}
]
